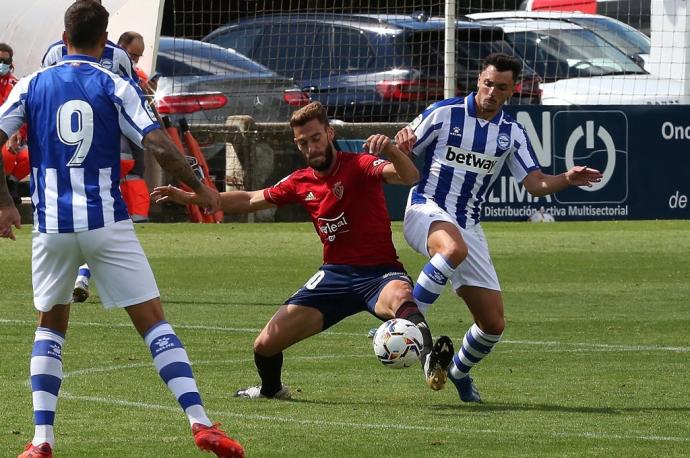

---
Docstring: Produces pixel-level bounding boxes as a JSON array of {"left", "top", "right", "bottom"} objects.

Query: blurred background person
[{"left": 0, "top": 42, "right": 29, "bottom": 207}]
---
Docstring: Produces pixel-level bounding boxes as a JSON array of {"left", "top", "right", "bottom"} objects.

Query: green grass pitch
[{"left": 1, "top": 221, "right": 689, "bottom": 457}]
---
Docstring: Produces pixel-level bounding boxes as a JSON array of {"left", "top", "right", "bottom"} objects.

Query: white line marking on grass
[
  {"left": 59, "top": 392, "right": 690, "bottom": 444},
  {"left": 2, "top": 319, "right": 689, "bottom": 353},
  {"left": 501, "top": 339, "right": 690, "bottom": 353}
]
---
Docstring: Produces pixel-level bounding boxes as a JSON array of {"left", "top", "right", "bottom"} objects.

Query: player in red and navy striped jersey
[{"left": 152, "top": 101, "right": 456, "bottom": 400}]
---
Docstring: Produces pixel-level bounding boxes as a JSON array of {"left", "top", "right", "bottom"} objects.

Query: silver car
[{"left": 152, "top": 37, "right": 310, "bottom": 125}]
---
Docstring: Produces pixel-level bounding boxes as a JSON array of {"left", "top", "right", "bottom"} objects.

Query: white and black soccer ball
[{"left": 372, "top": 318, "right": 423, "bottom": 368}]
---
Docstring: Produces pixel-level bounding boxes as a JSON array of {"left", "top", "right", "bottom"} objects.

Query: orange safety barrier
[
  {"left": 162, "top": 116, "right": 204, "bottom": 223},
  {"left": 179, "top": 118, "right": 224, "bottom": 223}
]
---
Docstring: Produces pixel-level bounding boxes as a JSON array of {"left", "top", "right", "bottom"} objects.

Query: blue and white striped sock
[
  {"left": 413, "top": 254, "right": 456, "bottom": 312},
  {"left": 30, "top": 327, "right": 65, "bottom": 447},
  {"left": 449, "top": 324, "right": 502, "bottom": 380},
  {"left": 76, "top": 264, "right": 90, "bottom": 286},
  {"left": 144, "top": 321, "right": 211, "bottom": 427}
]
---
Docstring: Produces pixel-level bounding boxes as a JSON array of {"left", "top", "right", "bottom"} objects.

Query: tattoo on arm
[{"left": 143, "top": 130, "right": 203, "bottom": 191}]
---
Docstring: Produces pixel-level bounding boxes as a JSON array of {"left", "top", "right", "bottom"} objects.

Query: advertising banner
[{"left": 480, "top": 105, "right": 690, "bottom": 221}]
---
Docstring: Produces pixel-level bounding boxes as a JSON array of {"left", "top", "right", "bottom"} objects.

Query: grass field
[{"left": 1, "top": 221, "right": 689, "bottom": 457}]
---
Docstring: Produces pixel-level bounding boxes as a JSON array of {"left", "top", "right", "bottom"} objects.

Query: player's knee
[
  {"left": 439, "top": 240, "right": 468, "bottom": 267},
  {"left": 253, "top": 335, "right": 280, "bottom": 357},
  {"left": 479, "top": 317, "right": 505, "bottom": 335},
  {"left": 385, "top": 284, "right": 415, "bottom": 317}
]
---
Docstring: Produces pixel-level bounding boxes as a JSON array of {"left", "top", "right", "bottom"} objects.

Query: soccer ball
[{"left": 372, "top": 318, "right": 423, "bottom": 368}]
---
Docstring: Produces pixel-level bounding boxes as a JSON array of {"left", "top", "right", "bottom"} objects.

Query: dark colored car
[
  {"left": 152, "top": 37, "right": 310, "bottom": 125},
  {"left": 151, "top": 37, "right": 310, "bottom": 192},
  {"left": 202, "top": 13, "right": 542, "bottom": 123}
]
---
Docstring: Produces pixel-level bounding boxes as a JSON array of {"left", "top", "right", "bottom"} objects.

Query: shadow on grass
[
  {"left": 166, "top": 300, "right": 278, "bottom": 307},
  {"left": 432, "top": 402, "right": 690, "bottom": 415}
]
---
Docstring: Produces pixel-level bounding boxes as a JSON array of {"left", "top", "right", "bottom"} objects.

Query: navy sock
[{"left": 255, "top": 352, "right": 283, "bottom": 397}]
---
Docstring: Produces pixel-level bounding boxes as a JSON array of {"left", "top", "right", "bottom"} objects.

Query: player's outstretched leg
[
  {"left": 447, "top": 323, "right": 501, "bottom": 402},
  {"left": 19, "top": 327, "right": 64, "bottom": 458},
  {"left": 143, "top": 321, "right": 245, "bottom": 456},
  {"left": 72, "top": 264, "right": 90, "bottom": 303},
  {"left": 235, "top": 352, "right": 291, "bottom": 400}
]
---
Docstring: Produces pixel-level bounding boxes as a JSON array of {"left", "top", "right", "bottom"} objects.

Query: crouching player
[{"left": 151, "top": 101, "right": 455, "bottom": 400}]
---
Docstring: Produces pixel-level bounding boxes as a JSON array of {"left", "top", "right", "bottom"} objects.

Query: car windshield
[
  {"left": 507, "top": 28, "right": 646, "bottom": 81},
  {"left": 571, "top": 17, "right": 650, "bottom": 56},
  {"left": 156, "top": 40, "right": 272, "bottom": 77}
]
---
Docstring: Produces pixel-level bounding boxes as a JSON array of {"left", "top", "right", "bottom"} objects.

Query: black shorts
[{"left": 286, "top": 264, "right": 412, "bottom": 330}]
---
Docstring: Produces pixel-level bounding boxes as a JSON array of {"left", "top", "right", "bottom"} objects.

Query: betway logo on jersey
[
  {"left": 443, "top": 146, "right": 498, "bottom": 174},
  {"left": 317, "top": 212, "right": 349, "bottom": 242}
]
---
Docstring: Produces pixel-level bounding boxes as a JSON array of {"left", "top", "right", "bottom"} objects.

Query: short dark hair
[
  {"left": 117, "top": 31, "right": 143, "bottom": 47},
  {"left": 482, "top": 53, "right": 522, "bottom": 82},
  {"left": 64, "top": 1, "right": 109, "bottom": 49},
  {"left": 290, "top": 101, "right": 329, "bottom": 129},
  {"left": 0, "top": 43, "right": 13, "bottom": 60}
]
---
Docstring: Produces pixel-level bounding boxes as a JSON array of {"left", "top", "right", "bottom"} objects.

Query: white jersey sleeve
[
  {"left": 505, "top": 123, "right": 540, "bottom": 183},
  {"left": 109, "top": 76, "right": 158, "bottom": 147},
  {"left": 409, "top": 107, "right": 444, "bottom": 157}
]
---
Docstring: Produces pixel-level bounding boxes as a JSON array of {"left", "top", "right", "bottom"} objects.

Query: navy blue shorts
[{"left": 286, "top": 264, "right": 412, "bottom": 330}]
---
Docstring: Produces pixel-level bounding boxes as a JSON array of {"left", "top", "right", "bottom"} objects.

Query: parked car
[
  {"left": 152, "top": 37, "right": 310, "bottom": 125},
  {"left": 468, "top": 11, "right": 650, "bottom": 68},
  {"left": 202, "top": 13, "right": 542, "bottom": 122},
  {"left": 519, "top": 0, "right": 650, "bottom": 36},
  {"left": 151, "top": 37, "right": 310, "bottom": 191},
  {"left": 465, "top": 16, "right": 687, "bottom": 105}
]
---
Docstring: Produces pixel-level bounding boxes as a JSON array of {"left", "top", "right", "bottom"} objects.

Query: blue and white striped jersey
[
  {"left": 41, "top": 39, "right": 139, "bottom": 83},
  {"left": 408, "top": 93, "right": 540, "bottom": 228},
  {"left": 0, "top": 55, "right": 159, "bottom": 233}
]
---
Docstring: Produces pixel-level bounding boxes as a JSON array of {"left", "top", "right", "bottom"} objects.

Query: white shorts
[
  {"left": 403, "top": 201, "right": 501, "bottom": 291},
  {"left": 32, "top": 220, "right": 160, "bottom": 311}
]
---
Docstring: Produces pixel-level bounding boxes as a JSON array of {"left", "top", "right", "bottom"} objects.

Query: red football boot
[
  {"left": 193, "top": 423, "right": 244, "bottom": 458},
  {"left": 18, "top": 442, "right": 52, "bottom": 458}
]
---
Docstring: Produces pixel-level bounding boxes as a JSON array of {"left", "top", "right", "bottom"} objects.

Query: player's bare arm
[
  {"left": 151, "top": 186, "right": 275, "bottom": 214},
  {"left": 365, "top": 134, "right": 419, "bottom": 185},
  {"left": 0, "top": 128, "right": 22, "bottom": 240},
  {"left": 142, "top": 129, "right": 220, "bottom": 212},
  {"left": 523, "top": 166, "right": 603, "bottom": 197}
]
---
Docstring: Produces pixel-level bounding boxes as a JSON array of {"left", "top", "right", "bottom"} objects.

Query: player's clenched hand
[
  {"left": 151, "top": 185, "right": 198, "bottom": 205},
  {"left": 0, "top": 205, "right": 21, "bottom": 241},
  {"left": 363, "top": 134, "right": 394, "bottom": 156},
  {"left": 394, "top": 127, "right": 416, "bottom": 155},
  {"left": 565, "top": 166, "right": 603, "bottom": 187}
]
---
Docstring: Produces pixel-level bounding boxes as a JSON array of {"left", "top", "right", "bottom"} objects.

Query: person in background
[
  {"left": 118, "top": 31, "right": 148, "bottom": 84},
  {"left": 0, "top": 43, "right": 29, "bottom": 207},
  {"left": 115, "top": 31, "right": 151, "bottom": 223}
]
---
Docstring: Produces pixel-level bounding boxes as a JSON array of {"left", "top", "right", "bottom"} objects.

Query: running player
[
  {"left": 395, "top": 53, "right": 602, "bottom": 403},
  {"left": 151, "top": 101, "right": 455, "bottom": 399},
  {"left": 0, "top": 2, "right": 242, "bottom": 456}
]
